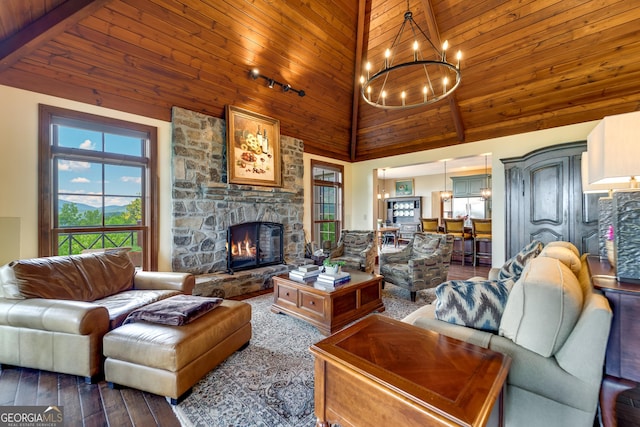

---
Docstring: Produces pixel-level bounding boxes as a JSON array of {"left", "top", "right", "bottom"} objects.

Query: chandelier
[{"left": 360, "top": 0, "right": 462, "bottom": 110}]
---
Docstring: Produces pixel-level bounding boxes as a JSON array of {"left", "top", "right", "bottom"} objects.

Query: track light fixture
[{"left": 249, "top": 69, "right": 305, "bottom": 97}]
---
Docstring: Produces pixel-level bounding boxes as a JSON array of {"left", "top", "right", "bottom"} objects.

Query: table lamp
[{"left": 587, "top": 110, "right": 640, "bottom": 283}]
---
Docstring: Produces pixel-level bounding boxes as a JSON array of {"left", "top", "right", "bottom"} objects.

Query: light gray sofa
[{"left": 403, "top": 241, "right": 612, "bottom": 427}]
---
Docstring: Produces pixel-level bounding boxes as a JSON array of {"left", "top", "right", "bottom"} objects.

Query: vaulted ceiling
[{"left": 1, "top": 0, "right": 638, "bottom": 162}]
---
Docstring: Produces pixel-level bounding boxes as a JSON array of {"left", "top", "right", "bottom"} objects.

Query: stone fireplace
[
  {"left": 227, "top": 221, "right": 284, "bottom": 273},
  {"left": 170, "top": 107, "right": 305, "bottom": 297}
]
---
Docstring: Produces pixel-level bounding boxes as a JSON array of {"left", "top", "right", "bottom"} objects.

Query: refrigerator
[{"left": 451, "top": 197, "right": 489, "bottom": 227}]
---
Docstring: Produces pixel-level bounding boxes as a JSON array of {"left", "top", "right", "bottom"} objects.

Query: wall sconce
[{"left": 250, "top": 69, "right": 305, "bottom": 97}]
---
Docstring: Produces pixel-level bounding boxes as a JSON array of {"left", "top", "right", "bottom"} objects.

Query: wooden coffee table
[
  {"left": 310, "top": 315, "right": 511, "bottom": 427},
  {"left": 271, "top": 271, "right": 384, "bottom": 335}
]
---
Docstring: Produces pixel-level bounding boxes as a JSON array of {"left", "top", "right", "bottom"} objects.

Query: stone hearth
[{"left": 170, "top": 107, "right": 305, "bottom": 298}]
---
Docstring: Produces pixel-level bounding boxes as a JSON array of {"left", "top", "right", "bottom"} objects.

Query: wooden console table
[
  {"left": 310, "top": 315, "right": 511, "bottom": 427},
  {"left": 587, "top": 256, "right": 640, "bottom": 427}
]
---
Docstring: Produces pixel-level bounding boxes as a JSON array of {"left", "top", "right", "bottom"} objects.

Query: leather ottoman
[{"left": 103, "top": 299, "right": 251, "bottom": 403}]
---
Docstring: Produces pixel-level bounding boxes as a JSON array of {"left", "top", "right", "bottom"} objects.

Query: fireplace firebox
[{"left": 227, "top": 221, "right": 284, "bottom": 273}]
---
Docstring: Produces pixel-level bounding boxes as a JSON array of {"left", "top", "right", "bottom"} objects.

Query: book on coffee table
[
  {"left": 289, "top": 267, "right": 321, "bottom": 282},
  {"left": 316, "top": 271, "right": 351, "bottom": 286}
]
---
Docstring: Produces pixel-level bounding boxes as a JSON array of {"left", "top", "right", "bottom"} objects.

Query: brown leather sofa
[{"left": 0, "top": 249, "right": 195, "bottom": 382}]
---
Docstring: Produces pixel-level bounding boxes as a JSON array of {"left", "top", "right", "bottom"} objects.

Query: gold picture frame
[
  {"left": 226, "top": 105, "right": 281, "bottom": 187},
  {"left": 395, "top": 179, "right": 414, "bottom": 196}
]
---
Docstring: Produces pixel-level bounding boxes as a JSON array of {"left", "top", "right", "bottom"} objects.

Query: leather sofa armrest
[
  {"left": 0, "top": 298, "right": 109, "bottom": 335},
  {"left": 133, "top": 271, "right": 195, "bottom": 295}
]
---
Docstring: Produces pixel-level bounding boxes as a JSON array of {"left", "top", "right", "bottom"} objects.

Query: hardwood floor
[{"left": 1, "top": 261, "right": 638, "bottom": 426}]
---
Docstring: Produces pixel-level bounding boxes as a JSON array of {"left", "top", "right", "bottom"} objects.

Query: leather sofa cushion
[
  {"left": 499, "top": 257, "right": 583, "bottom": 357},
  {"left": 9, "top": 250, "right": 135, "bottom": 302}
]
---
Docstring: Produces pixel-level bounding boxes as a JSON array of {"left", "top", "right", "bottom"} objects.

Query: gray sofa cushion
[
  {"left": 499, "top": 257, "right": 583, "bottom": 357},
  {"left": 434, "top": 278, "right": 515, "bottom": 332}
]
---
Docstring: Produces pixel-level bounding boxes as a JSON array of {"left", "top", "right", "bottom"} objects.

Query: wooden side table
[
  {"left": 310, "top": 315, "right": 511, "bottom": 427},
  {"left": 587, "top": 256, "right": 640, "bottom": 427}
]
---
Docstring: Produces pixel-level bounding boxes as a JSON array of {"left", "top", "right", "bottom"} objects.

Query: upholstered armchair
[
  {"left": 328, "top": 230, "right": 377, "bottom": 273},
  {"left": 379, "top": 232, "right": 454, "bottom": 302}
]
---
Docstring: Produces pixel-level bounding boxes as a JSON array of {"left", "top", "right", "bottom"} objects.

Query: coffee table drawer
[
  {"left": 276, "top": 284, "right": 298, "bottom": 304},
  {"left": 300, "top": 291, "right": 325, "bottom": 315}
]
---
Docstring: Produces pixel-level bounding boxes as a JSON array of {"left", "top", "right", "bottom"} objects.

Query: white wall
[
  {"left": 349, "top": 122, "right": 600, "bottom": 266},
  {"left": 0, "top": 83, "right": 601, "bottom": 269},
  {"left": 0, "top": 84, "right": 349, "bottom": 269},
  {"left": 0, "top": 85, "right": 174, "bottom": 270}
]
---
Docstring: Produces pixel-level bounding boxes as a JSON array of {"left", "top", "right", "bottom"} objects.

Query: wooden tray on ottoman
[{"left": 271, "top": 271, "right": 384, "bottom": 336}]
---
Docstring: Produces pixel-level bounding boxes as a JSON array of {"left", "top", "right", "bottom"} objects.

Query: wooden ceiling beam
[
  {"left": 420, "top": 0, "right": 465, "bottom": 143},
  {"left": 351, "top": 0, "right": 368, "bottom": 161},
  {"left": 0, "top": 0, "right": 111, "bottom": 72}
]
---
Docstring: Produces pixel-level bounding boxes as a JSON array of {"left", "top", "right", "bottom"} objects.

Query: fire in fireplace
[{"left": 227, "top": 221, "right": 284, "bottom": 273}]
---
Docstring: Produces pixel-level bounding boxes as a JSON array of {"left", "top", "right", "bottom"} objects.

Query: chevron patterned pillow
[
  {"left": 498, "top": 240, "right": 543, "bottom": 280},
  {"left": 435, "top": 278, "right": 515, "bottom": 332}
]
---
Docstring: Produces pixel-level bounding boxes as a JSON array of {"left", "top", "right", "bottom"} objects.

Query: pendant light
[
  {"left": 440, "top": 161, "right": 451, "bottom": 201},
  {"left": 481, "top": 155, "right": 491, "bottom": 200},
  {"left": 377, "top": 168, "right": 390, "bottom": 200}
]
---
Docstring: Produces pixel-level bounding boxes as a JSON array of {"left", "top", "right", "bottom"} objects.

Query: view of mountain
[{"left": 59, "top": 200, "right": 126, "bottom": 215}]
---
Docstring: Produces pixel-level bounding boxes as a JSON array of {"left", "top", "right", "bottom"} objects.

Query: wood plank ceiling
[{"left": 1, "top": 0, "right": 639, "bottom": 162}]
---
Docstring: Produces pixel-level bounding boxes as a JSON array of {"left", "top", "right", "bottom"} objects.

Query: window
[
  {"left": 38, "top": 105, "right": 158, "bottom": 270},
  {"left": 311, "top": 160, "right": 343, "bottom": 248}
]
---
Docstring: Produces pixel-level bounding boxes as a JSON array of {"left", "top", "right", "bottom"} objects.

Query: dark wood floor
[{"left": 1, "top": 261, "right": 638, "bottom": 426}]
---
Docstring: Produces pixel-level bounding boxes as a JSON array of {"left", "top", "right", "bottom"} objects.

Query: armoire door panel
[{"left": 529, "top": 162, "right": 564, "bottom": 225}]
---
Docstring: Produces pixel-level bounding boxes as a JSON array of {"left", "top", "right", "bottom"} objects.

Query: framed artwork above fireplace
[{"left": 226, "top": 105, "right": 281, "bottom": 187}]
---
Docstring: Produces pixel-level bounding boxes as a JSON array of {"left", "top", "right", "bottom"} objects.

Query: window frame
[
  {"left": 310, "top": 159, "right": 344, "bottom": 247},
  {"left": 38, "top": 104, "right": 159, "bottom": 270}
]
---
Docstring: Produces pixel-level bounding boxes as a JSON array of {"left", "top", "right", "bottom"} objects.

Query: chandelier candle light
[{"left": 360, "top": 1, "right": 462, "bottom": 109}]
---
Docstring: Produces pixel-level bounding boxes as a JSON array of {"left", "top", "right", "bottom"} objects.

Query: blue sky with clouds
[{"left": 57, "top": 126, "right": 143, "bottom": 208}]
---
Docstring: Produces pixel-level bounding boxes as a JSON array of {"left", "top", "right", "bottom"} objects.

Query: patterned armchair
[
  {"left": 328, "top": 230, "right": 377, "bottom": 273},
  {"left": 379, "top": 232, "right": 454, "bottom": 302}
]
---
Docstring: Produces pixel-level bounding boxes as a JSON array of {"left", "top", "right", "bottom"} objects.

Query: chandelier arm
[{"left": 411, "top": 19, "right": 442, "bottom": 54}]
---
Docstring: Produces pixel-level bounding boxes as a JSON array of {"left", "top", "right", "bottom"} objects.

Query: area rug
[{"left": 172, "top": 284, "right": 436, "bottom": 427}]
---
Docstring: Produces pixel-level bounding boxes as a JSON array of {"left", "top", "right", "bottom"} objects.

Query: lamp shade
[
  {"left": 580, "top": 152, "right": 629, "bottom": 193},
  {"left": 587, "top": 111, "right": 640, "bottom": 185}
]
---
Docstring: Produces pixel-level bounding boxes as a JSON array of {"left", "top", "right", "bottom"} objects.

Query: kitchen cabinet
[{"left": 452, "top": 174, "right": 490, "bottom": 197}]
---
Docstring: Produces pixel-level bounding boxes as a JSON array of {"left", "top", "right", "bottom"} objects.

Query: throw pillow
[
  {"left": 0, "top": 263, "right": 24, "bottom": 299},
  {"left": 498, "top": 240, "right": 543, "bottom": 280},
  {"left": 434, "top": 278, "right": 515, "bottom": 332}
]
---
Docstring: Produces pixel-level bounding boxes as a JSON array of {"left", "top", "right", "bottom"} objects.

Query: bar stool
[
  {"left": 443, "top": 218, "right": 473, "bottom": 266},
  {"left": 420, "top": 218, "right": 440, "bottom": 233},
  {"left": 471, "top": 218, "right": 492, "bottom": 266}
]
